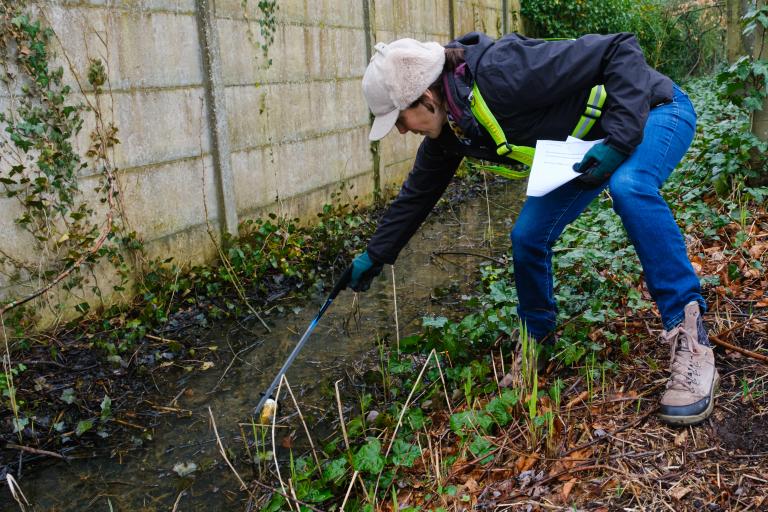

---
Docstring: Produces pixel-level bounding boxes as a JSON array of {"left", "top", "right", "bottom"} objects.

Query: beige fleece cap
[{"left": 362, "top": 38, "right": 446, "bottom": 141}]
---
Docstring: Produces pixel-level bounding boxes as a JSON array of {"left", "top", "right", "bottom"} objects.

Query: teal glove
[
  {"left": 346, "top": 252, "right": 383, "bottom": 292},
  {"left": 573, "top": 142, "right": 628, "bottom": 187}
]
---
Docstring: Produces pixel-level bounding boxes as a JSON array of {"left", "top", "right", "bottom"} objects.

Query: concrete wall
[{"left": 0, "top": 0, "right": 521, "bottom": 318}]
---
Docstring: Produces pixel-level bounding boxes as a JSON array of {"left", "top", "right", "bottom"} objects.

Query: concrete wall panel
[
  {"left": 117, "top": 157, "right": 219, "bottom": 241},
  {"left": 55, "top": 1, "right": 197, "bottom": 13},
  {"left": 0, "top": 0, "right": 521, "bottom": 319},
  {"left": 110, "top": 87, "right": 210, "bottom": 170}
]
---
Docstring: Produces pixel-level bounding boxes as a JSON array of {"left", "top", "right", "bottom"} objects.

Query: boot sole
[{"left": 658, "top": 372, "right": 720, "bottom": 427}]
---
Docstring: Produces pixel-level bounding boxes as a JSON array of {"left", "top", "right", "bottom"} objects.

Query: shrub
[{"left": 520, "top": 0, "right": 724, "bottom": 82}]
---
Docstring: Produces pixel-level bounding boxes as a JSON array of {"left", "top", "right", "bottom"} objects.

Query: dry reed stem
[
  {"left": 5, "top": 474, "right": 29, "bottom": 511},
  {"left": 171, "top": 490, "right": 185, "bottom": 512},
  {"left": 280, "top": 375, "right": 321, "bottom": 471},
  {"left": 1, "top": 315, "right": 21, "bottom": 444},
  {"left": 373, "top": 349, "right": 441, "bottom": 498},
  {"left": 340, "top": 469, "right": 360, "bottom": 511},
  {"left": 334, "top": 379, "right": 350, "bottom": 451},
  {"left": 269, "top": 378, "right": 295, "bottom": 512},
  {"left": 482, "top": 170, "right": 493, "bottom": 247},
  {"left": 431, "top": 350, "right": 454, "bottom": 415},
  {"left": 207, "top": 406, "right": 250, "bottom": 492},
  {"left": 391, "top": 265, "right": 400, "bottom": 353},
  {"left": 334, "top": 379, "right": 371, "bottom": 501}
]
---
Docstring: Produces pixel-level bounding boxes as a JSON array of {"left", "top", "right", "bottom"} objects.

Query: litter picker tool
[{"left": 255, "top": 267, "right": 352, "bottom": 417}]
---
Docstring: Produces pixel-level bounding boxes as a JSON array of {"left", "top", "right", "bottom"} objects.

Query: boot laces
[{"left": 662, "top": 325, "right": 703, "bottom": 393}]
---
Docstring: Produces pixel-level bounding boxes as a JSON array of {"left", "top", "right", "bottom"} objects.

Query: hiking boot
[{"left": 658, "top": 302, "right": 720, "bottom": 426}]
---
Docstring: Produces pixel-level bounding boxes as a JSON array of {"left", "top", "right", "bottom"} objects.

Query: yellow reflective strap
[
  {"left": 571, "top": 84, "right": 606, "bottom": 139},
  {"left": 571, "top": 117, "right": 595, "bottom": 139},
  {"left": 469, "top": 83, "right": 508, "bottom": 153},
  {"left": 507, "top": 145, "right": 535, "bottom": 167},
  {"left": 471, "top": 163, "right": 530, "bottom": 180},
  {"left": 470, "top": 83, "right": 535, "bottom": 167},
  {"left": 468, "top": 80, "right": 607, "bottom": 170}
]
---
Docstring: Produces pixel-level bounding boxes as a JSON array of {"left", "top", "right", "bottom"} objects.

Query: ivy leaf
[
  {"left": 353, "top": 437, "right": 384, "bottom": 475},
  {"left": 262, "top": 494, "right": 286, "bottom": 512},
  {"left": 406, "top": 407, "right": 425, "bottom": 430},
  {"left": 422, "top": 315, "right": 448, "bottom": 328},
  {"left": 485, "top": 396, "right": 512, "bottom": 426},
  {"left": 60, "top": 388, "right": 76, "bottom": 404},
  {"left": 322, "top": 457, "right": 347, "bottom": 483},
  {"left": 391, "top": 439, "right": 421, "bottom": 467},
  {"left": 449, "top": 410, "right": 494, "bottom": 437},
  {"left": 300, "top": 485, "right": 333, "bottom": 504},
  {"left": 75, "top": 419, "right": 93, "bottom": 436},
  {"left": 469, "top": 434, "right": 493, "bottom": 461},
  {"left": 100, "top": 395, "right": 112, "bottom": 420}
]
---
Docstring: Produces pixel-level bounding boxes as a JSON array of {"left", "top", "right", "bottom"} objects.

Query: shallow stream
[{"left": 4, "top": 180, "right": 526, "bottom": 511}]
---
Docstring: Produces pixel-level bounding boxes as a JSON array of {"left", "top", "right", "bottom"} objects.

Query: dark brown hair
[{"left": 409, "top": 47, "right": 465, "bottom": 113}]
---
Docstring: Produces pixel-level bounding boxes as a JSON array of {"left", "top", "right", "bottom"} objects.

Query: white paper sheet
[{"left": 526, "top": 137, "right": 603, "bottom": 197}]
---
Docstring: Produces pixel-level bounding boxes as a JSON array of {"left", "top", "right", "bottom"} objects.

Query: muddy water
[{"left": 5, "top": 180, "right": 526, "bottom": 511}]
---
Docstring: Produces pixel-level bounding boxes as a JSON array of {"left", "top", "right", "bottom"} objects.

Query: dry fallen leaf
[
  {"left": 674, "top": 429, "right": 689, "bottom": 447},
  {"left": 515, "top": 455, "right": 538, "bottom": 473},
  {"left": 562, "top": 478, "right": 577, "bottom": 500},
  {"left": 463, "top": 478, "right": 480, "bottom": 493},
  {"left": 670, "top": 486, "right": 691, "bottom": 500},
  {"left": 749, "top": 242, "right": 768, "bottom": 259},
  {"left": 566, "top": 390, "right": 590, "bottom": 409}
]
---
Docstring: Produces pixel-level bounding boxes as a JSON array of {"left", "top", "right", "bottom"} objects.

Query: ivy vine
[
  {"left": 242, "top": 0, "right": 279, "bottom": 66},
  {"left": 718, "top": 5, "right": 768, "bottom": 112},
  {"left": 0, "top": 1, "right": 132, "bottom": 325}
]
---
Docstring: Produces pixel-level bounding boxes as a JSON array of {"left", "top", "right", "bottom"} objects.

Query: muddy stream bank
[{"left": 3, "top": 180, "right": 527, "bottom": 511}]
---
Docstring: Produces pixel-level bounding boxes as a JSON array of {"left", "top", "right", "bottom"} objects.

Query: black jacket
[{"left": 366, "top": 32, "right": 674, "bottom": 265}]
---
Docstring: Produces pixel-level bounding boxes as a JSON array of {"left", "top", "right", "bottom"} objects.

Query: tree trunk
[
  {"left": 751, "top": 1, "right": 767, "bottom": 143},
  {"left": 727, "top": 0, "right": 747, "bottom": 63}
]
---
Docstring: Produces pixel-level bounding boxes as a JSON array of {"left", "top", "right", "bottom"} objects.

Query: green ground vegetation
[{"left": 252, "top": 76, "right": 768, "bottom": 511}]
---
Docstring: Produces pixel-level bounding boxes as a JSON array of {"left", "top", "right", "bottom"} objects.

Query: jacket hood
[{"left": 446, "top": 32, "right": 496, "bottom": 78}]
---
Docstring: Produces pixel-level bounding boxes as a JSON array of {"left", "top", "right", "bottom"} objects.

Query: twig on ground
[
  {"left": 171, "top": 490, "right": 185, "bottom": 512},
  {"left": 498, "top": 463, "right": 631, "bottom": 504},
  {"left": 711, "top": 333, "right": 768, "bottom": 364},
  {"left": 207, "top": 341, "right": 262, "bottom": 395},
  {"left": 561, "top": 408, "right": 657, "bottom": 457},
  {"left": 5, "top": 443, "right": 66, "bottom": 460}
]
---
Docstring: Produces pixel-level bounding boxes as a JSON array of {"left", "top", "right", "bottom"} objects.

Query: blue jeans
[{"left": 511, "top": 85, "right": 702, "bottom": 340}]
